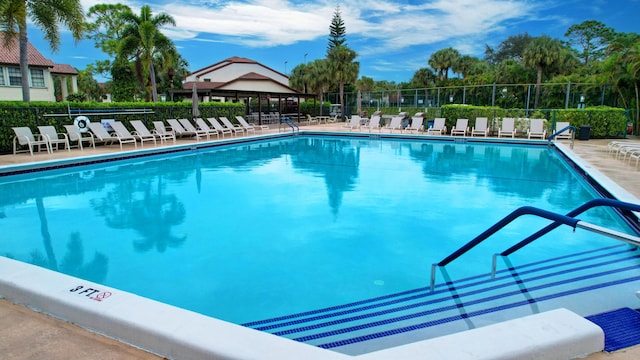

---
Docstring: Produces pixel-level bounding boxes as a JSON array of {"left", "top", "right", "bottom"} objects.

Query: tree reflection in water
[
  {"left": 92, "top": 176, "right": 186, "bottom": 253},
  {"left": 30, "top": 196, "right": 107, "bottom": 283}
]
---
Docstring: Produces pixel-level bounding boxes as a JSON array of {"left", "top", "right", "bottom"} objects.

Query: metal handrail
[
  {"left": 429, "top": 199, "right": 640, "bottom": 291},
  {"left": 500, "top": 199, "right": 640, "bottom": 257},
  {"left": 279, "top": 117, "right": 299, "bottom": 133},
  {"left": 548, "top": 125, "right": 576, "bottom": 148}
]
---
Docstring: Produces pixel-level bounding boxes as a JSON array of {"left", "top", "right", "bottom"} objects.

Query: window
[
  {"left": 8, "top": 67, "right": 21, "bottom": 86},
  {"left": 0, "top": 67, "right": 5, "bottom": 86},
  {"left": 30, "top": 68, "right": 45, "bottom": 87}
]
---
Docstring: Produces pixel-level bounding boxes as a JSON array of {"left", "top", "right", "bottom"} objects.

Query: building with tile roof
[
  {"left": 0, "top": 36, "right": 77, "bottom": 102},
  {"left": 174, "top": 57, "right": 313, "bottom": 122}
]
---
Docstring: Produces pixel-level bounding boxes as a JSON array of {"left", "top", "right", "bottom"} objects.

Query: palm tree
[
  {"left": 606, "top": 34, "right": 640, "bottom": 124},
  {"left": 155, "top": 48, "right": 188, "bottom": 95},
  {"left": 306, "top": 59, "right": 331, "bottom": 113},
  {"left": 288, "top": 63, "right": 308, "bottom": 93},
  {"left": 0, "top": 0, "right": 84, "bottom": 102},
  {"left": 453, "top": 55, "right": 480, "bottom": 81},
  {"left": 119, "top": 5, "right": 176, "bottom": 102},
  {"left": 428, "top": 47, "right": 460, "bottom": 81},
  {"left": 411, "top": 68, "right": 436, "bottom": 88},
  {"left": 327, "top": 45, "right": 359, "bottom": 112},
  {"left": 523, "top": 36, "right": 564, "bottom": 108}
]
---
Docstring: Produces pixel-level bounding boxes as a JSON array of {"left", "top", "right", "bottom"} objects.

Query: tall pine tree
[{"left": 327, "top": 6, "right": 346, "bottom": 53}]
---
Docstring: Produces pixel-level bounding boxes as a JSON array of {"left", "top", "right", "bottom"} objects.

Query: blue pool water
[{"left": 1, "top": 135, "right": 639, "bottom": 353}]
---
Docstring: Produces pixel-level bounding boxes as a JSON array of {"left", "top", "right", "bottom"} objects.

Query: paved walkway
[{"left": 0, "top": 127, "right": 638, "bottom": 359}]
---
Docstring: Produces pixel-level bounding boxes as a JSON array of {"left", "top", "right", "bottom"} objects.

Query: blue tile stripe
[
  {"left": 587, "top": 308, "right": 640, "bottom": 352},
  {"left": 248, "top": 248, "right": 637, "bottom": 331},
  {"left": 316, "top": 274, "right": 640, "bottom": 349},
  {"left": 242, "top": 244, "right": 629, "bottom": 327},
  {"left": 264, "top": 255, "right": 639, "bottom": 335},
  {"left": 289, "top": 263, "right": 640, "bottom": 342}
]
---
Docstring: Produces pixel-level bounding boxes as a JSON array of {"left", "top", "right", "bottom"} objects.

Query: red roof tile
[
  {"left": 50, "top": 63, "right": 78, "bottom": 75},
  {"left": 0, "top": 36, "right": 54, "bottom": 67}
]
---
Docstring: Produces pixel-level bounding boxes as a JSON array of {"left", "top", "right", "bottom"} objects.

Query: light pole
[
  {"left": 304, "top": 53, "right": 308, "bottom": 63},
  {"left": 284, "top": 61, "right": 288, "bottom": 74},
  {"left": 501, "top": 87, "right": 508, "bottom": 108},
  {"left": 578, "top": 94, "right": 586, "bottom": 109}
]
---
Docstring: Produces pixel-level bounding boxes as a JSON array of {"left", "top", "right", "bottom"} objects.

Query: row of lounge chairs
[
  {"left": 607, "top": 141, "right": 640, "bottom": 169},
  {"left": 341, "top": 114, "right": 571, "bottom": 140},
  {"left": 11, "top": 116, "right": 267, "bottom": 155}
]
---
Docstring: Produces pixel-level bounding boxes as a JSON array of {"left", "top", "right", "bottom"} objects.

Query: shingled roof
[{"left": 0, "top": 36, "right": 54, "bottom": 67}]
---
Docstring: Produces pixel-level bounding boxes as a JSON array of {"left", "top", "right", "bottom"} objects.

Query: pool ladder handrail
[
  {"left": 547, "top": 125, "right": 576, "bottom": 148},
  {"left": 280, "top": 117, "right": 299, "bottom": 133},
  {"left": 430, "top": 199, "right": 640, "bottom": 292}
]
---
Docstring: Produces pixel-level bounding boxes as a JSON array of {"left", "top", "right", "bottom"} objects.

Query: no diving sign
[{"left": 69, "top": 285, "right": 112, "bottom": 302}]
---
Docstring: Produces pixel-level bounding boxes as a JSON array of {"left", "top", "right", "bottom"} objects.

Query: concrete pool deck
[{"left": 0, "top": 125, "right": 639, "bottom": 359}]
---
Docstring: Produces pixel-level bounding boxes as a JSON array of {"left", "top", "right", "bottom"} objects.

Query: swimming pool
[{"left": 1, "top": 133, "right": 639, "bottom": 357}]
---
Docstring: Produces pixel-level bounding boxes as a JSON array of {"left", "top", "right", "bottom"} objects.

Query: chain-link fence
[{"left": 327, "top": 82, "right": 621, "bottom": 117}]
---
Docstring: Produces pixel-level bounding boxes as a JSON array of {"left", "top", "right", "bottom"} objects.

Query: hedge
[
  {"left": 1, "top": 102, "right": 629, "bottom": 154},
  {"left": 0, "top": 101, "right": 245, "bottom": 154},
  {"left": 360, "top": 105, "right": 628, "bottom": 138}
]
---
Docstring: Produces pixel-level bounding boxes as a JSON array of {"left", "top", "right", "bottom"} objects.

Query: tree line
[
  {"left": 290, "top": 19, "right": 639, "bottom": 122},
  {"left": 1, "top": 2, "right": 638, "bottom": 122}
]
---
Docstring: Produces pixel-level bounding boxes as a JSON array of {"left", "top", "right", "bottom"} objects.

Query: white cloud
[{"left": 150, "top": 0, "right": 541, "bottom": 57}]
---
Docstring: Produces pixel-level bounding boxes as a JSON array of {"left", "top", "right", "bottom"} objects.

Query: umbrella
[
  {"left": 357, "top": 90, "right": 362, "bottom": 116},
  {"left": 192, "top": 83, "right": 200, "bottom": 118}
]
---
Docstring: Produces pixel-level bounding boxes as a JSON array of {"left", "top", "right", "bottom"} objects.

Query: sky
[{"left": 27, "top": 0, "right": 640, "bottom": 84}]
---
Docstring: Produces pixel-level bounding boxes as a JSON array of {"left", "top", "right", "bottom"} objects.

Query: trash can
[
  {"left": 578, "top": 125, "right": 591, "bottom": 140},
  {"left": 427, "top": 120, "right": 434, "bottom": 129}
]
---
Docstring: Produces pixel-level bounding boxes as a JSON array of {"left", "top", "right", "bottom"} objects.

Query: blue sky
[{"left": 28, "top": 0, "right": 640, "bottom": 84}]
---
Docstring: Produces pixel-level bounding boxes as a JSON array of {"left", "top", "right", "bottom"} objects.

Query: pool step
[{"left": 243, "top": 244, "right": 640, "bottom": 355}]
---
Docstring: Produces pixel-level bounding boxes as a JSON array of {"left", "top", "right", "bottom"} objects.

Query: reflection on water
[
  {"left": 0, "top": 136, "right": 629, "bottom": 323},
  {"left": 91, "top": 176, "right": 186, "bottom": 252}
]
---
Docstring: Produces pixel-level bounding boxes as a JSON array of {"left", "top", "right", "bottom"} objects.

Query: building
[
  {"left": 0, "top": 37, "right": 78, "bottom": 102},
  {"left": 173, "top": 56, "right": 312, "bottom": 120}
]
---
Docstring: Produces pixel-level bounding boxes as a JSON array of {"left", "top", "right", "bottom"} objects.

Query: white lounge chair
[
  {"left": 554, "top": 122, "right": 573, "bottom": 140},
  {"left": 12, "top": 127, "right": 50, "bottom": 155},
  {"left": 235, "top": 116, "right": 257, "bottom": 134},
  {"left": 152, "top": 121, "right": 176, "bottom": 143},
  {"left": 64, "top": 124, "right": 95, "bottom": 150},
  {"left": 219, "top": 116, "right": 245, "bottom": 135},
  {"left": 207, "top": 118, "right": 233, "bottom": 138},
  {"left": 88, "top": 122, "right": 135, "bottom": 149},
  {"left": 306, "top": 114, "right": 318, "bottom": 126},
  {"left": 361, "top": 115, "right": 382, "bottom": 132},
  {"left": 471, "top": 117, "right": 489, "bottom": 137},
  {"left": 237, "top": 115, "right": 269, "bottom": 132},
  {"left": 498, "top": 117, "right": 516, "bottom": 138},
  {"left": 130, "top": 120, "right": 162, "bottom": 146},
  {"left": 195, "top": 118, "right": 221, "bottom": 139},
  {"left": 427, "top": 118, "right": 446, "bottom": 135},
  {"left": 383, "top": 116, "right": 403, "bottom": 133},
  {"left": 178, "top": 118, "right": 210, "bottom": 141},
  {"left": 405, "top": 115, "right": 425, "bottom": 133},
  {"left": 527, "top": 118, "right": 547, "bottom": 139},
  {"left": 450, "top": 119, "right": 469, "bottom": 136},
  {"left": 343, "top": 115, "right": 361, "bottom": 131},
  {"left": 628, "top": 149, "right": 640, "bottom": 168},
  {"left": 111, "top": 121, "right": 155, "bottom": 147},
  {"left": 617, "top": 144, "right": 640, "bottom": 160},
  {"left": 166, "top": 119, "right": 195, "bottom": 138},
  {"left": 37, "top": 125, "right": 70, "bottom": 152},
  {"left": 110, "top": 121, "right": 148, "bottom": 147}
]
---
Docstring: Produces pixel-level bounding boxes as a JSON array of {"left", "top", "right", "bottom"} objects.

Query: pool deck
[{"left": 0, "top": 124, "right": 639, "bottom": 359}]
